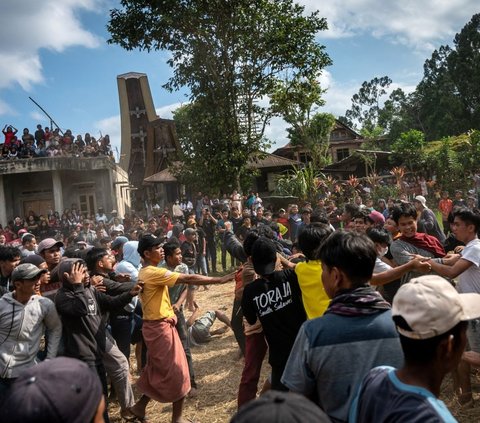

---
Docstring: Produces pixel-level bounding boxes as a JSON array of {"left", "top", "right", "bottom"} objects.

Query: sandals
[{"left": 121, "top": 409, "right": 151, "bottom": 423}]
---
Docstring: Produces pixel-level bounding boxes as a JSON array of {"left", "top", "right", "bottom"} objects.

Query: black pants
[
  {"left": 271, "top": 363, "right": 289, "bottom": 392},
  {"left": 206, "top": 238, "right": 217, "bottom": 272},
  {"left": 221, "top": 240, "right": 234, "bottom": 271},
  {"left": 231, "top": 299, "right": 245, "bottom": 355}
]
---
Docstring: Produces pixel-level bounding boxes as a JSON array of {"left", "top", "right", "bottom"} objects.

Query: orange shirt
[{"left": 438, "top": 199, "right": 453, "bottom": 219}]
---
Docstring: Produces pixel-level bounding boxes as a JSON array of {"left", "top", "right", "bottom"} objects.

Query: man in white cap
[
  {"left": 350, "top": 275, "right": 480, "bottom": 422},
  {"left": 0, "top": 264, "right": 62, "bottom": 399},
  {"left": 413, "top": 195, "right": 445, "bottom": 243}
]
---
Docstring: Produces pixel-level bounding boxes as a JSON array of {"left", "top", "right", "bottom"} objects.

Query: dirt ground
[{"left": 108, "top": 282, "right": 480, "bottom": 423}]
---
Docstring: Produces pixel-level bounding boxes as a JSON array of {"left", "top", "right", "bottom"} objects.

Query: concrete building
[{"left": 0, "top": 156, "right": 130, "bottom": 226}]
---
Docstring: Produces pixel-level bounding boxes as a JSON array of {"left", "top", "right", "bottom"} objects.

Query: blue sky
[{"left": 1, "top": 0, "right": 478, "bottom": 160}]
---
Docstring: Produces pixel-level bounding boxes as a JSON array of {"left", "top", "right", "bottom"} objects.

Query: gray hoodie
[{"left": 0, "top": 293, "right": 62, "bottom": 378}]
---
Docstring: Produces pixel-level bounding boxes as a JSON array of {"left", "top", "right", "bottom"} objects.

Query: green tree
[
  {"left": 108, "top": 0, "right": 331, "bottom": 191},
  {"left": 271, "top": 78, "right": 334, "bottom": 169},
  {"left": 390, "top": 129, "right": 425, "bottom": 172},
  {"left": 413, "top": 14, "right": 480, "bottom": 140},
  {"left": 448, "top": 13, "right": 480, "bottom": 128},
  {"left": 416, "top": 45, "right": 466, "bottom": 140},
  {"left": 342, "top": 76, "right": 392, "bottom": 132}
]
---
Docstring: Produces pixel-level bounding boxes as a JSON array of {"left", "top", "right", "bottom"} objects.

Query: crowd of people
[
  {"left": 1, "top": 186, "right": 480, "bottom": 422},
  {"left": 1, "top": 124, "right": 114, "bottom": 159}
]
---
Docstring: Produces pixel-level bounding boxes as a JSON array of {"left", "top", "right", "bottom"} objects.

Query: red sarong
[{"left": 136, "top": 317, "right": 190, "bottom": 403}]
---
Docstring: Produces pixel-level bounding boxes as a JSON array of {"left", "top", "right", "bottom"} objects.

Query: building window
[
  {"left": 336, "top": 148, "right": 350, "bottom": 162},
  {"left": 299, "top": 152, "right": 310, "bottom": 163}
]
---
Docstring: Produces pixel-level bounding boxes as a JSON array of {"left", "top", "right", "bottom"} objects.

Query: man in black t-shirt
[{"left": 241, "top": 237, "right": 306, "bottom": 391}]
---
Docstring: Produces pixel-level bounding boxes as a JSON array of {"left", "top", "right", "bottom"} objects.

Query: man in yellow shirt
[
  {"left": 295, "top": 223, "right": 333, "bottom": 319},
  {"left": 129, "top": 234, "right": 233, "bottom": 423}
]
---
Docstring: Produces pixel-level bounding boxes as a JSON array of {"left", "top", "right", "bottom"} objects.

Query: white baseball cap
[
  {"left": 414, "top": 195, "right": 427, "bottom": 207},
  {"left": 392, "top": 275, "right": 480, "bottom": 339}
]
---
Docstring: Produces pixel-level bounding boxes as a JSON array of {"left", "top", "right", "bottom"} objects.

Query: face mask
[{"left": 379, "top": 246, "right": 388, "bottom": 257}]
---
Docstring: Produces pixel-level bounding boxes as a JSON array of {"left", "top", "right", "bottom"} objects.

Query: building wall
[{"left": 0, "top": 158, "right": 130, "bottom": 224}]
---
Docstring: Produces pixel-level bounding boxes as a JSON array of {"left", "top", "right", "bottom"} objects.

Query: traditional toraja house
[
  {"left": 144, "top": 153, "right": 300, "bottom": 202},
  {"left": 321, "top": 150, "right": 393, "bottom": 180},
  {"left": 273, "top": 119, "right": 364, "bottom": 164},
  {"left": 117, "top": 72, "right": 180, "bottom": 211}
]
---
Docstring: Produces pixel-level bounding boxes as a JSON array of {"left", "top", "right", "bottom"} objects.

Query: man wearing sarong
[{"left": 129, "top": 234, "right": 233, "bottom": 423}]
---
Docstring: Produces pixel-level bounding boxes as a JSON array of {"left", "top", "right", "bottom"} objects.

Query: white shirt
[{"left": 458, "top": 238, "right": 480, "bottom": 294}]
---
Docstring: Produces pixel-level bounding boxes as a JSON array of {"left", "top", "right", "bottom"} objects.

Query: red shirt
[{"left": 438, "top": 199, "right": 453, "bottom": 219}]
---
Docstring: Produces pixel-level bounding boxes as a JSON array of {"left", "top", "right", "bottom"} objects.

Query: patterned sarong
[{"left": 137, "top": 317, "right": 190, "bottom": 403}]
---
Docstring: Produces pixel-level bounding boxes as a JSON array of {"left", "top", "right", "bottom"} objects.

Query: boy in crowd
[
  {"left": 341, "top": 203, "right": 360, "bottom": 232},
  {"left": 423, "top": 208, "right": 480, "bottom": 405},
  {"left": 350, "top": 275, "right": 480, "bottom": 422},
  {"left": 162, "top": 240, "right": 198, "bottom": 396},
  {"left": 242, "top": 237, "right": 306, "bottom": 391},
  {"left": 128, "top": 234, "right": 233, "bottom": 423},
  {"left": 85, "top": 248, "right": 136, "bottom": 417},
  {"left": 0, "top": 264, "right": 61, "bottom": 399},
  {"left": 55, "top": 259, "right": 142, "bottom": 423},
  {"left": 282, "top": 232, "right": 403, "bottom": 422},
  {"left": 19, "top": 233, "right": 37, "bottom": 258},
  {"left": 413, "top": 195, "right": 446, "bottom": 243},
  {"left": 0, "top": 246, "right": 21, "bottom": 295},
  {"left": 187, "top": 301, "right": 231, "bottom": 346},
  {"left": 353, "top": 211, "right": 368, "bottom": 234},
  {"left": 367, "top": 228, "right": 431, "bottom": 303},
  {"left": 390, "top": 202, "right": 445, "bottom": 286},
  {"left": 295, "top": 223, "right": 333, "bottom": 319}
]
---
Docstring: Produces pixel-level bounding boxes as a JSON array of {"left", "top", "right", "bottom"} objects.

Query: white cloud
[
  {"left": 300, "top": 0, "right": 479, "bottom": 50},
  {"left": 30, "top": 111, "right": 47, "bottom": 122},
  {"left": 93, "top": 114, "right": 121, "bottom": 160},
  {"left": 0, "top": 98, "right": 14, "bottom": 116},
  {"left": 0, "top": 0, "right": 101, "bottom": 93},
  {"left": 155, "top": 102, "right": 183, "bottom": 120}
]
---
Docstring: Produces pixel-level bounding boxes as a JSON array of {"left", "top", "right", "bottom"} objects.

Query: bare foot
[{"left": 463, "top": 351, "right": 480, "bottom": 367}]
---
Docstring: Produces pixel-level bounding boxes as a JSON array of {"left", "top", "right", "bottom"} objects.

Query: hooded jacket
[
  {"left": 0, "top": 293, "right": 61, "bottom": 378},
  {"left": 115, "top": 241, "right": 141, "bottom": 282},
  {"left": 55, "top": 260, "right": 135, "bottom": 365}
]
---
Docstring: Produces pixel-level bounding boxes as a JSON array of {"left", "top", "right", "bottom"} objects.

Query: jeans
[
  {"left": 237, "top": 332, "right": 268, "bottom": 408},
  {"left": 196, "top": 254, "right": 208, "bottom": 276},
  {"left": 110, "top": 313, "right": 133, "bottom": 360},
  {"left": 103, "top": 340, "right": 134, "bottom": 411},
  {"left": 89, "top": 362, "right": 110, "bottom": 423},
  {"left": 175, "top": 309, "right": 197, "bottom": 388}
]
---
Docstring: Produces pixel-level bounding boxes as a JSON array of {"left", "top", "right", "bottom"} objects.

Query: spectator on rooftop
[
  {"left": 62, "top": 129, "right": 73, "bottom": 146},
  {"left": 2, "top": 124, "right": 18, "bottom": 147},
  {"left": 75, "top": 134, "right": 85, "bottom": 148},
  {"left": 8, "top": 146, "right": 18, "bottom": 160},
  {"left": 34, "top": 124, "right": 45, "bottom": 146},
  {"left": 44, "top": 127, "right": 52, "bottom": 143},
  {"left": 21, "top": 128, "right": 34, "bottom": 145}
]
